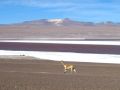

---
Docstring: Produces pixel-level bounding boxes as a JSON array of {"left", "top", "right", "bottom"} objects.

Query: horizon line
[{"left": 0, "top": 18, "right": 120, "bottom": 25}]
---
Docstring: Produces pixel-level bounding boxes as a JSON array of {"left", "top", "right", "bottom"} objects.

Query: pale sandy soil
[{"left": 0, "top": 56, "right": 120, "bottom": 90}]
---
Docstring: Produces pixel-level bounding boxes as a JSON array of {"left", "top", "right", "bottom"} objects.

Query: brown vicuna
[{"left": 61, "top": 60, "right": 76, "bottom": 73}]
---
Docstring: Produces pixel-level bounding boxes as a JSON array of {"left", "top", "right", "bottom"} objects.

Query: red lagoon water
[{"left": 0, "top": 42, "right": 120, "bottom": 54}]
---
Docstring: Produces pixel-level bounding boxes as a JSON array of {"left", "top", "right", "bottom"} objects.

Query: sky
[{"left": 0, "top": 0, "right": 120, "bottom": 24}]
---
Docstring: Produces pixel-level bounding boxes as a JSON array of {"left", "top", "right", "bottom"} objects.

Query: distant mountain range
[
  {"left": 0, "top": 18, "right": 120, "bottom": 40},
  {"left": 2, "top": 18, "right": 120, "bottom": 26},
  {"left": 20, "top": 18, "right": 96, "bottom": 26}
]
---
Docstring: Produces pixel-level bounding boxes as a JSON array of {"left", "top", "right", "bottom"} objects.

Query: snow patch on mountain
[{"left": 47, "top": 19, "right": 64, "bottom": 26}]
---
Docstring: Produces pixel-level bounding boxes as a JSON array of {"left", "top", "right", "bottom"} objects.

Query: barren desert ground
[{"left": 0, "top": 57, "right": 120, "bottom": 90}]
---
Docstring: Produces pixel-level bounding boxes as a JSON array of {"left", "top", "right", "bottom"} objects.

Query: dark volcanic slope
[
  {"left": 0, "top": 58, "right": 120, "bottom": 90},
  {"left": 0, "top": 42, "right": 120, "bottom": 54}
]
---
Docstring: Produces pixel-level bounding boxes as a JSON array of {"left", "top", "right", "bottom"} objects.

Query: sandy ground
[{"left": 0, "top": 56, "right": 120, "bottom": 90}]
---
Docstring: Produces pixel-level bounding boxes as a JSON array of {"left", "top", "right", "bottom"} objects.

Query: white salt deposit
[
  {"left": 0, "top": 40, "right": 120, "bottom": 64},
  {"left": 0, "top": 50, "right": 120, "bottom": 64},
  {"left": 0, "top": 40, "right": 120, "bottom": 45}
]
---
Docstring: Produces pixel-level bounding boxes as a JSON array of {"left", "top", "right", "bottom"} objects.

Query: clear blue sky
[{"left": 0, "top": 0, "right": 120, "bottom": 24}]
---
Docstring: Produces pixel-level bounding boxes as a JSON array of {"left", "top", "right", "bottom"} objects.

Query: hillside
[{"left": 0, "top": 19, "right": 120, "bottom": 39}]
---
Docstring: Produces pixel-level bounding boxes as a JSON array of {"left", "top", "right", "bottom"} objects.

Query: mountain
[
  {"left": 13, "top": 18, "right": 95, "bottom": 26},
  {"left": 0, "top": 18, "right": 120, "bottom": 39}
]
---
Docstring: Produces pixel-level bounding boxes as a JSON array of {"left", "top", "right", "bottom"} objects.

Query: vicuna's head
[{"left": 61, "top": 60, "right": 64, "bottom": 65}]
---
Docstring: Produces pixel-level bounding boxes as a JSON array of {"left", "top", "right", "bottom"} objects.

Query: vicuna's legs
[{"left": 73, "top": 67, "right": 76, "bottom": 72}]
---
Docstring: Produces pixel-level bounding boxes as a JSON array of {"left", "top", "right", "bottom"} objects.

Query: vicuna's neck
[{"left": 61, "top": 61, "right": 65, "bottom": 65}]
